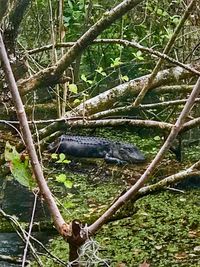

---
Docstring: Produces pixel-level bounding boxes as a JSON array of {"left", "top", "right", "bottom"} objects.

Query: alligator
[{"left": 48, "top": 135, "right": 145, "bottom": 164}]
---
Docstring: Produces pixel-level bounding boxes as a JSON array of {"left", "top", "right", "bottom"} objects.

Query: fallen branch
[
  {"left": 138, "top": 170, "right": 200, "bottom": 197},
  {"left": 87, "top": 77, "right": 200, "bottom": 235},
  {"left": 67, "top": 63, "right": 200, "bottom": 118},
  {"left": 89, "top": 97, "right": 200, "bottom": 120}
]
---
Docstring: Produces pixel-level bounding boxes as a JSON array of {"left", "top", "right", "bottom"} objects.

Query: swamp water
[{"left": 0, "top": 178, "right": 52, "bottom": 266}]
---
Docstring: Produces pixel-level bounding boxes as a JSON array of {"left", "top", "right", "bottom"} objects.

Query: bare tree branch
[
  {"left": 133, "top": 0, "right": 196, "bottom": 107},
  {"left": 88, "top": 77, "right": 200, "bottom": 235},
  {"left": 0, "top": 32, "right": 69, "bottom": 236},
  {"left": 17, "top": 0, "right": 143, "bottom": 93},
  {"left": 27, "top": 38, "right": 200, "bottom": 76},
  {"left": 89, "top": 97, "right": 200, "bottom": 120},
  {"left": 66, "top": 62, "right": 200, "bottom": 118},
  {"left": 92, "top": 38, "right": 200, "bottom": 75}
]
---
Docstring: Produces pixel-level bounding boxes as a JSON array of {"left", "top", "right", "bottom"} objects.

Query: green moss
[
  {"left": 95, "top": 190, "right": 200, "bottom": 266},
  {"left": 35, "top": 177, "right": 200, "bottom": 266},
  {"left": 36, "top": 130, "right": 200, "bottom": 266}
]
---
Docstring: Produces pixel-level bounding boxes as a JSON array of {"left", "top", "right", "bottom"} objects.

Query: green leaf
[
  {"left": 95, "top": 67, "right": 107, "bottom": 77},
  {"left": 73, "top": 99, "right": 81, "bottom": 105},
  {"left": 63, "top": 159, "right": 71, "bottom": 164},
  {"left": 56, "top": 174, "right": 66, "bottom": 183},
  {"left": 81, "top": 74, "right": 87, "bottom": 82},
  {"left": 96, "top": 66, "right": 103, "bottom": 73},
  {"left": 154, "top": 136, "right": 161, "bottom": 141},
  {"left": 57, "top": 153, "right": 66, "bottom": 162},
  {"left": 157, "top": 8, "right": 163, "bottom": 16},
  {"left": 4, "top": 142, "right": 35, "bottom": 189},
  {"left": 68, "top": 0, "right": 73, "bottom": 9},
  {"left": 51, "top": 153, "right": 58, "bottom": 159},
  {"left": 64, "top": 201, "right": 75, "bottom": 208},
  {"left": 87, "top": 80, "right": 93, "bottom": 84},
  {"left": 110, "top": 57, "right": 122, "bottom": 68},
  {"left": 60, "top": 153, "right": 66, "bottom": 160},
  {"left": 69, "top": 83, "right": 78, "bottom": 94},
  {"left": 64, "top": 180, "right": 73, "bottom": 188},
  {"left": 120, "top": 75, "right": 129, "bottom": 82},
  {"left": 133, "top": 51, "right": 144, "bottom": 61},
  {"left": 162, "top": 11, "right": 169, "bottom": 17}
]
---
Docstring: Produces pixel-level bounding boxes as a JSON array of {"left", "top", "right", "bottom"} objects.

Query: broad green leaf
[
  {"left": 120, "top": 75, "right": 129, "bottom": 82},
  {"left": 95, "top": 67, "right": 106, "bottom": 77},
  {"left": 133, "top": 51, "right": 144, "bottom": 61},
  {"left": 59, "top": 153, "right": 66, "bottom": 160},
  {"left": 51, "top": 153, "right": 58, "bottom": 159},
  {"left": 110, "top": 57, "right": 122, "bottom": 67},
  {"left": 157, "top": 8, "right": 163, "bottom": 16},
  {"left": 63, "top": 159, "right": 71, "bottom": 164},
  {"left": 96, "top": 66, "right": 103, "bottom": 73},
  {"left": 87, "top": 80, "right": 93, "bottom": 84},
  {"left": 73, "top": 99, "right": 81, "bottom": 105},
  {"left": 68, "top": 0, "right": 73, "bottom": 9},
  {"left": 4, "top": 142, "right": 35, "bottom": 189},
  {"left": 154, "top": 136, "right": 161, "bottom": 141},
  {"left": 64, "top": 180, "right": 73, "bottom": 188},
  {"left": 81, "top": 74, "right": 87, "bottom": 82},
  {"left": 56, "top": 174, "right": 66, "bottom": 183},
  {"left": 69, "top": 83, "right": 78, "bottom": 94},
  {"left": 56, "top": 153, "right": 66, "bottom": 163}
]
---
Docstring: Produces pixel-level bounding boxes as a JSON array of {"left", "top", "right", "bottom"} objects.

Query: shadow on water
[{"left": 0, "top": 179, "right": 52, "bottom": 266}]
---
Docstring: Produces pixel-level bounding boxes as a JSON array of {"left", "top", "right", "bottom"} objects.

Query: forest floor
[{"left": 31, "top": 128, "right": 200, "bottom": 266}]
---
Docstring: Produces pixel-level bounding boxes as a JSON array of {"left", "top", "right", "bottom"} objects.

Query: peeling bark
[{"left": 66, "top": 62, "right": 200, "bottom": 117}]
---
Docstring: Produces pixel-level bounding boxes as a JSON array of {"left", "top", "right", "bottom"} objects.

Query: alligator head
[{"left": 112, "top": 142, "right": 145, "bottom": 164}]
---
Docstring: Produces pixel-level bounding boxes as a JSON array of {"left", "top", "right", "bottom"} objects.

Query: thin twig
[
  {"left": 133, "top": 0, "right": 196, "bottom": 107},
  {"left": 0, "top": 32, "right": 68, "bottom": 234},
  {"left": 22, "top": 191, "right": 38, "bottom": 267},
  {"left": 88, "top": 77, "right": 200, "bottom": 235}
]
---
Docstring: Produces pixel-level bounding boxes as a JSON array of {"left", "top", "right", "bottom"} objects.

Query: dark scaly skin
[{"left": 48, "top": 135, "right": 145, "bottom": 164}]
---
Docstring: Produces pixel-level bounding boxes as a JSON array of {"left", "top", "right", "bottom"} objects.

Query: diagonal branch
[
  {"left": 0, "top": 32, "right": 69, "bottom": 236},
  {"left": 26, "top": 38, "right": 200, "bottom": 76},
  {"left": 88, "top": 77, "right": 200, "bottom": 235},
  {"left": 133, "top": 0, "right": 196, "bottom": 107},
  {"left": 93, "top": 38, "right": 200, "bottom": 75},
  {"left": 17, "top": 0, "right": 143, "bottom": 93},
  {"left": 88, "top": 97, "right": 200, "bottom": 120},
  {"left": 67, "top": 62, "right": 200, "bottom": 117}
]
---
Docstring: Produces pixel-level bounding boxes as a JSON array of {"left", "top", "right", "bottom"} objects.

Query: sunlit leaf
[
  {"left": 63, "top": 159, "right": 71, "bottom": 164},
  {"left": 64, "top": 180, "right": 73, "bottom": 188},
  {"left": 73, "top": 99, "right": 81, "bottom": 105},
  {"left": 95, "top": 67, "right": 107, "bottom": 76},
  {"left": 56, "top": 153, "right": 66, "bottom": 163},
  {"left": 56, "top": 174, "right": 66, "bottom": 183},
  {"left": 51, "top": 153, "right": 58, "bottom": 159},
  {"left": 110, "top": 57, "right": 122, "bottom": 67},
  {"left": 69, "top": 83, "right": 78, "bottom": 94},
  {"left": 4, "top": 142, "right": 35, "bottom": 189},
  {"left": 81, "top": 74, "right": 87, "bottom": 82}
]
